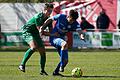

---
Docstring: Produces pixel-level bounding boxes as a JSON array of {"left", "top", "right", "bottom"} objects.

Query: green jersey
[
  {"left": 27, "top": 12, "right": 44, "bottom": 26},
  {"left": 21, "top": 12, "right": 44, "bottom": 33},
  {"left": 21, "top": 12, "right": 45, "bottom": 47}
]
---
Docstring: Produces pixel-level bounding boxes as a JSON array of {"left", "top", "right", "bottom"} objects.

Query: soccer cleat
[
  {"left": 40, "top": 70, "right": 48, "bottom": 75},
  {"left": 53, "top": 72, "right": 64, "bottom": 77},
  {"left": 59, "top": 66, "right": 64, "bottom": 72},
  {"left": 18, "top": 65, "right": 25, "bottom": 72}
]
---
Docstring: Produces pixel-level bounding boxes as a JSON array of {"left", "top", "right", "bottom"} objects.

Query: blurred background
[{"left": 0, "top": 0, "right": 120, "bottom": 50}]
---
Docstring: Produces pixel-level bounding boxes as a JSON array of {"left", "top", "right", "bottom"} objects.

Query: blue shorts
[{"left": 50, "top": 38, "right": 65, "bottom": 48}]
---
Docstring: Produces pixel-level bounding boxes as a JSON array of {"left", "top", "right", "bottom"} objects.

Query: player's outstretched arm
[
  {"left": 41, "top": 31, "right": 60, "bottom": 37},
  {"left": 40, "top": 18, "right": 53, "bottom": 32}
]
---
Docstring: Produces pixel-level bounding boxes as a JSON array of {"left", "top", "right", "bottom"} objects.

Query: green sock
[
  {"left": 21, "top": 48, "right": 34, "bottom": 65},
  {"left": 40, "top": 53, "right": 46, "bottom": 71}
]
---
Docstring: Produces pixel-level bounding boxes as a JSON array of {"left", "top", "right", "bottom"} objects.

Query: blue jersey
[{"left": 50, "top": 14, "right": 81, "bottom": 42}]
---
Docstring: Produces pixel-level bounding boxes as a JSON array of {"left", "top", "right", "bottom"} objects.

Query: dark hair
[
  {"left": 81, "top": 17, "right": 85, "bottom": 20},
  {"left": 45, "top": 3, "right": 53, "bottom": 9},
  {"left": 69, "top": 9, "right": 79, "bottom": 20}
]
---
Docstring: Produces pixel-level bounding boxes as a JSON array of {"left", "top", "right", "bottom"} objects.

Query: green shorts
[{"left": 22, "top": 30, "right": 44, "bottom": 48}]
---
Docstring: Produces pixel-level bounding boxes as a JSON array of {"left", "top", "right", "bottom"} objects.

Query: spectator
[
  {"left": 80, "top": 17, "right": 94, "bottom": 32},
  {"left": 96, "top": 11, "right": 110, "bottom": 32}
]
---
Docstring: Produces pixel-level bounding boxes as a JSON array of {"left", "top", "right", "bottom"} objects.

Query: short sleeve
[
  {"left": 34, "top": 13, "right": 43, "bottom": 26},
  {"left": 52, "top": 14, "right": 61, "bottom": 20}
]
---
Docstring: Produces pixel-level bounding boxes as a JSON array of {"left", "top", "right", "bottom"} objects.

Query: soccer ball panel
[{"left": 71, "top": 67, "right": 83, "bottom": 77}]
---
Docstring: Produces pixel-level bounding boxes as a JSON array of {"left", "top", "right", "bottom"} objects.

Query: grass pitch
[{"left": 0, "top": 51, "right": 120, "bottom": 80}]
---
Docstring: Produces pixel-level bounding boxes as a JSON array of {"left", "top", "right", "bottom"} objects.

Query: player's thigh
[
  {"left": 22, "top": 31, "right": 35, "bottom": 45},
  {"left": 22, "top": 31, "right": 39, "bottom": 49},
  {"left": 33, "top": 34, "right": 45, "bottom": 48},
  {"left": 29, "top": 40, "right": 38, "bottom": 49}
]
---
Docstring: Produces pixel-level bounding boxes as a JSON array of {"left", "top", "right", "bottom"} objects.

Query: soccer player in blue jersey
[{"left": 40, "top": 10, "right": 84, "bottom": 76}]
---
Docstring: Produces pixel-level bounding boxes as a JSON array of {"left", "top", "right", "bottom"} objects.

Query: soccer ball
[{"left": 71, "top": 67, "right": 83, "bottom": 77}]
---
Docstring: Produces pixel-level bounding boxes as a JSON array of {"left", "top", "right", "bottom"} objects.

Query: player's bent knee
[
  {"left": 61, "top": 41, "right": 68, "bottom": 50},
  {"left": 61, "top": 41, "right": 67, "bottom": 46}
]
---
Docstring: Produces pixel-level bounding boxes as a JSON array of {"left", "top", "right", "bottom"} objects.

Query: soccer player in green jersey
[{"left": 18, "top": 3, "right": 53, "bottom": 75}]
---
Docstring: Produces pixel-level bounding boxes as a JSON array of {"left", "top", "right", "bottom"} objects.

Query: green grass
[{"left": 0, "top": 51, "right": 120, "bottom": 80}]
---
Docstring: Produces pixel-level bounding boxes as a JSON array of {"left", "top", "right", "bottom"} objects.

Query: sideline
[{"left": 0, "top": 46, "right": 120, "bottom": 52}]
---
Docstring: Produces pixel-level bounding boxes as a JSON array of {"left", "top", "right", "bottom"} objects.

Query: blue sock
[
  {"left": 54, "top": 62, "right": 60, "bottom": 73},
  {"left": 57, "top": 47, "right": 61, "bottom": 55},
  {"left": 60, "top": 50, "right": 68, "bottom": 67},
  {"left": 54, "top": 50, "right": 68, "bottom": 73}
]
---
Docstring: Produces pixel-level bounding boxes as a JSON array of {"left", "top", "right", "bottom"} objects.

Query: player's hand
[
  {"left": 38, "top": 26, "right": 42, "bottom": 32},
  {"left": 80, "top": 34, "right": 86, "bottom": 42},
  {"left": 41, "top": 31, "right": 51, "bottom": 36},
  {"left": 80, "top": 34, "right": 84, "bottom": 40},
  {"left": 54, "top": 32, "right": 60, "bottom": 37},
  {"left": 41, "top": 31, "right": 45, "bottom": 36}
]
